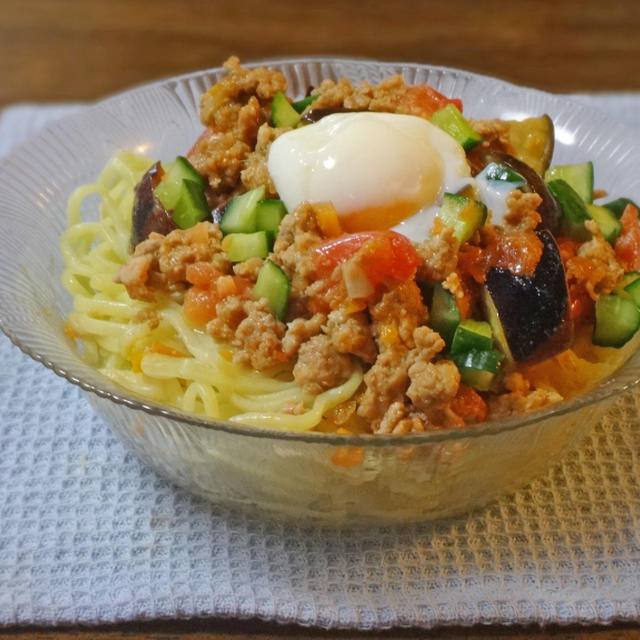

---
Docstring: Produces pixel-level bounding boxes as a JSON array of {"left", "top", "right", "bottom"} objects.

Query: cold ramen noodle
[{"left": 61, "top": 58, "right": 640, "bottom": 434}]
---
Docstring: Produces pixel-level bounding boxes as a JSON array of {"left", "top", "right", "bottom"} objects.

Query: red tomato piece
[
  {"left": 450, "top": 384, "right": 487, "bottom": 424},
  {"left": 313, "top": 230, "right": 421, "bottom": 290},
  {"left": 183, "top": 286, "right": 220, "bottom": 325},
  {"left": 185, "top": 262, "right": 224, "bottom": 288},
  {"left": 614, "top": 204, "right": 640, "bottom": 271},
  {"left": 401, "top": 85, "right": 464, "bottom": 118}
]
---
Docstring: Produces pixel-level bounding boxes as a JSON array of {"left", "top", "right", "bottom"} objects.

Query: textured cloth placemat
[{"left": 2, "top": 94, "right": 640, "bottom": 629}]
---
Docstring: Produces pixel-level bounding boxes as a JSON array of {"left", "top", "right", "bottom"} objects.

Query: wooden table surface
[{"left": 3, "top": 0, "right": 640, "bottom": 638}]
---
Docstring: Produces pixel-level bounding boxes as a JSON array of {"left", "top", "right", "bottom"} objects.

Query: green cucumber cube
[
  {"left": 155, "top": 156, "right": 206, "bottom": 211},
  {"left": 430, "top": 104, "right": 482, "bottom": 151},
  {"left": 546, "top": 179, "right": 590, "bottom": 241},
  {"left": 253, "top": 260, "right": 290, "bottom": 320},
  {"left": 450, "top": 349, "right": 504, "bottom": 391},
  {"left": 256, "top": 199, "right": 287, "bottom": 233},
  {"left": 624, "top": 278, "right": 640, "bottom": 308},
  {"left": 427, "top": 282, "right": 461, "bottom": 347},
  {"left": 586, "top": 204, "right": 622, "bottom": 243},
  {"left": 437, "top": 193, "right": 487, "bottom": 244},
  {"left": 222, "top": 231, "right": 270, "bottom": 262},
  {"left": 171, "top": 179, "right": 210, "bottom": 229},
  {"left": 545, "top": 162, "right": 593, "bottom": 204},
  {"left": 593, "top": 294, "right": 640, "bottom": 348},
  {"left": 603, "top": 197, "right": 640, "bottom": 219},
  {"left": 478, "top": 162, "right": 526, "bottom": 188},
  {"left": 219, "top": 185, "right": 266, "bottom": 235},
  {"left": 292, "top": 94, "right": 319, "bottom": 113},
  {"left": 450, "top": 319, "right": 493, "bottom": 354},
  {"left": 271, "top": 92, "right": 301, "bottom": 128}
]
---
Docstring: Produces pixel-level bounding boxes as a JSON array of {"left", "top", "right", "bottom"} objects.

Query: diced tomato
[
  {"left": 457, "top": 244, "right": 490, "bottom": 284},
  {"left": 186, "top": 262, "right": 224, "bottom": 287},
  {"left": 400, "top": 85, "right": 464, "bottom": 118},
  {"left": 614, "top": 204, "right": 640, "bottom": 271},
  {"left": 183, "top": 286, "right": 220, "bottom": 325},
  {"left": 556, "top": 237, "right": 580, "bottom": 263},
  {"left": 450, "top": 384, "right": 487, "bottom": 424},
  {"left": 494, "top": 231, "right": 543, "bottom": 277},
  {"left": 312, "top": 230, "right": 422, "bottom": 293},
  {"left": 568, "top": 283, "right": 595, "bottom": 325}
]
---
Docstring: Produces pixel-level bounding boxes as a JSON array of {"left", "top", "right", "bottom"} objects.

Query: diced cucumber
[
  {"left": 593, "top": 294, "right": 640, "bottom": 348},
  {"left": 437, "top": 193, "right": 487, "bottom": 243},
  {"left": 271, "top": 91, "right": 301, "bottom": 128},
  {"left": 545, "top": 162, "right": 593, "bottom": 203},
  {"left": 427, "top": 282, "right": 461, "bottom": 347},
  {"left": 219, "top": 186, "right": 265, "bottom": 235},
  {"left": 222, "top": 231, "right": 270, "bottom": 262},
  {"left": 154, "top": 156, "right": 207, "bottom": 211},
  {"left": 430, "top": 104, "right": 483, "bottom": 151},
  {"left": 586, "top": 204, "right": 622, "bottom": 243},
  {"left": 450, "top": 349, "right": 504, "bottom": 391},
  {"left": 614, "top": 272, "right": 640, "bottom": 298},
  {"left": 253, "top": 260, "right": 290, "bottom": 320},
  {"left": 292, "top": 94, "right": 319, "bottom": 113},
  {"left": 603, "top": 197, "right": 640, "bottom": 219},
  {"left": 171, "top": 179, "right": 210, "bottom": 229},
  {"left": 450, "top": 319, "right": 493, "bottom": 354},
  {"left": 477, "top": 162, "right": 526, "bottom": 189},
  {"left": 256, "top": 199, "right": 287, "bottom": 234},
  {"left": 624, "top": 278, "right": 640, "bottom": 308},
  {"left": 546, "top": 179, "right": 590, "bottom": 241}
]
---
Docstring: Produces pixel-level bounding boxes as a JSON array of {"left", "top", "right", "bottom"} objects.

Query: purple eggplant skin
[
  {"left": 131, "top": 162, "right": 177, "bottom": 248},
  {"left": 484, "top": 229, "right": 573, "bottom": 364},
  {"left": 472, "top": 150, "right": 563, "bottom": 235},
  {"left": 300, "top": 106, "right": 368, "bottom": 124}
]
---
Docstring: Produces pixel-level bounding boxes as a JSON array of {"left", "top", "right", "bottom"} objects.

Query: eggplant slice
[
  {"left": 131, "top": 162, "right": 176, "bottom": 247},
  {"left": 484, "top": 229, "right": 573, "bottom": 364},
  {"left": 473, "top": 150, "right": 563, "bottom": 235}
]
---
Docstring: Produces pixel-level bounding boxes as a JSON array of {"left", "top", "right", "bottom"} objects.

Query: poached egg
[{"left": 266, "top": 111, "right": 473, "bottom": 242}]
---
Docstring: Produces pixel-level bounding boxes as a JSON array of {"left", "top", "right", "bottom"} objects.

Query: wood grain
[{"left": 2, "top": 0, "right": 640, "bottom": 108}]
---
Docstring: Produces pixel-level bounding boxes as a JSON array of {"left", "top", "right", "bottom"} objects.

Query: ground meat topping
[
  {"left": 293, "top": 334, "right": 354, "bottom": 395},
  {"left": 416, "top": 225, "right": 460, "bottom": 282},
  {"left": 115, "top": 222, "right": 229, "bottom": 302},
  {"left": 502, "top": 190, "right": 543, "bottom": 232},
  {"left": 567, "top": 220, "right": 625, "bottom": 299},
  {"left": 282, "top": 313, "right": 327, "bottom": 358},
  {"left": 357, "top": 344, "right": 410, "bottom": 427},
  {"left": 325, "top": 307, "right": 377, "bottom": 363},
  {"left": 487, "top": 372, "right": 563, "bottom": 419},
  {"left": 240, "top": 123, "right": 284, "bottom": 195},
  {"left": 272, "top": 202, "right": 326, "bottom": 311},
  {"left": 369, "top": 280, "right": 428, "bottom": 350},
  {"left": 407, "top": 360, "right": 460, "bottom": 416},
  {"left": 208, "top": 297, "right": 287, "bottom": 371},
  {"left": 232, "top": 256, "right": 264, "bottom": 282},
  {"left": 189, "top": 57, "right": 287, "bottom": 194}
]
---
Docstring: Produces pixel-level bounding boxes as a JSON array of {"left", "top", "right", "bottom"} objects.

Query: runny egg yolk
[{"left": 266, "top": 112, "right": 471, "bottom": 239}]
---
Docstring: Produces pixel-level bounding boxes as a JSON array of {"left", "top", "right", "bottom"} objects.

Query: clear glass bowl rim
[{"left": 2, "top": 56, "right": 639, "bottom": 447}]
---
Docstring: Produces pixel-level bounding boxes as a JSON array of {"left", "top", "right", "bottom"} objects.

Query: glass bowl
[{"left": 2, "top": 59, "right": 640, "bottom": 525}]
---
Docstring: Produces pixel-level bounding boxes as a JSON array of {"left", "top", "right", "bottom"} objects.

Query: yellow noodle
[{"left": 60, "top": 152, "right": 362, "bottom": 430}]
